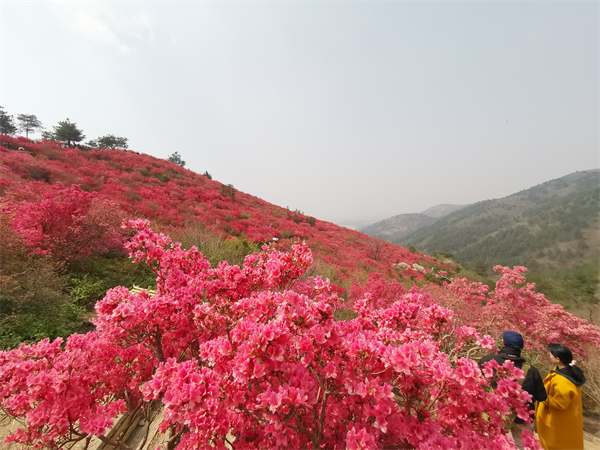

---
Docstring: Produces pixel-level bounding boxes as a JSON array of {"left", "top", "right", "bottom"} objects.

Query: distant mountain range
[
  {"left": 363, "top": 170, "right": 599, "bottom": 272},
  {"left": 360, "top": 204, "right": 467, "bottom": 242}
]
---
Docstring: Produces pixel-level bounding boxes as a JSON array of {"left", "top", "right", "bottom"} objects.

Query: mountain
[
  {"left": 335, "top": 219, "right": 380, "bottom": 231},
  {"left": 361, "top": 214, "right": 437, "bottom": 241},
  {"left": 396, "top": 170, "right": 600, "bottom": 272},
  {"left": 361, "top": 204, "right": 467, "bottom": 242},
  {"left": 421, "top": 204, "right": 468, "bottom": 218},
  {"left": 0, "top": 135, "right": 441, "bottom": 286}
]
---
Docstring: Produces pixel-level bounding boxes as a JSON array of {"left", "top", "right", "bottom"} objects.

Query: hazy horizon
[{"left": 2, "top": 1, "right": 597, "bottom": 225}]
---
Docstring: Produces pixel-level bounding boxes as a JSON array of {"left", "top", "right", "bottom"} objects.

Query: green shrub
[
  {"left": 69, "top": 275, "right": 108, "bottom": 308},
  {"left": 167, "top": 224, "right": 261, "bottom": 267},
  {"left": 135, "top": 167, "right": 150, "bottom": 177},
  {"left": 280, "top": 229, "right": 295, "bottom": 239},
  {"left": 25, "top": 165, "right": 51, "bottom": 182},
  {"left": 67, "top": 255, "right": 157, "bottom": 294},
  {"left": 334, "top": 308, "right": 357, "bottom": 321}
]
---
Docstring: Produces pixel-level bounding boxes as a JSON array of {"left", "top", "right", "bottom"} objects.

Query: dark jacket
[
  {"left": 554, "top": 365, "right": 586, "bottom": 387},
  {"left": 478, "top": 346, "right": 547, "bottom": 423}
]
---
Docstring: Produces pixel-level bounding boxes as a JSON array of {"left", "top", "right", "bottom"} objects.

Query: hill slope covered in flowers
[{"left": 0, "top": 135, "right": 440, "bottom": 283}]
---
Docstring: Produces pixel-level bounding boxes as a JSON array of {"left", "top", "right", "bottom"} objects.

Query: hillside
[
  {"left": 396, "top": 170, "right": 600, "bottom": 272},
  {"left": 0, "top": 135, "right": 440, "bottom": 285},
  {"left": 361, "top": 204, "right": 467, "bottom": 242}
]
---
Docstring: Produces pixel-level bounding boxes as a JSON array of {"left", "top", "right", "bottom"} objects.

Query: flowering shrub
[
  {"left": 0, "top": 333, "right": 150, "bottom": 447},
  {"left": 427, "top": 267, "right": 600, "bottom": 360},
  {"left": 353, "top": 267, "right": 600, "bottom": 409},
  {"left": 393, "top": 262, "right": 411, "bottom": 271},
  {"left": 3, "top": 183, "right": 128, "bottom": 264},
  {"left": 0, "top": 222, "right": 545, "bottom": 449},
  {"left": 349, "top": 272, "right": 406, "bottom": 310}
]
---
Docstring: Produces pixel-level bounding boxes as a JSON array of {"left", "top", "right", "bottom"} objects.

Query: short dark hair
[{"left": 548, "top": 343, "right": 573, "bottom": 365}]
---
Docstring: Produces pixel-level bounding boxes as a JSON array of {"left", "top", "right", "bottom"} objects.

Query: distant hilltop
[{"left": 361, "top": 204, "right": 468, "bottom": 241}]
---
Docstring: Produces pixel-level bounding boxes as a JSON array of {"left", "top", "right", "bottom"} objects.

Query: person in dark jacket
[{"left": 478, "top": 331, "right": 547, "bottom": 449}]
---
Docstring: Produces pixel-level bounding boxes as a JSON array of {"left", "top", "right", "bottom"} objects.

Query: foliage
[
  {"left": 4, "top": 183, "right": 129, "bottom": 265},
  {"left": 168, "top": 151, "right": 186, "bottom": 167},
  {"left": 69, "top": 275, "right": 110, "bottom": 307},
  {"left": 66, "top": 255, "right": 157, "bottom": 310},
  {"left": 40, "top": 129, "right": 54, "bottom": 140},
  {"left": 366, "top": 238, "right": 387, "bottom": 262},
  {"left": 0, "top": 218, "right": 84, "bottom": 349},
  {"left": 524, "top": 259, "right": 600, "bottom": 325},
  {"left": 16, "top": 114, "right": 43, "bottom": 139},
  {"left": 167, "top": 223, "right": 261, "bottom": 268},
  {"left": 89, "top": 134, "right": 129, "bottom": 150},
  {"left": 0, "top": 106, "right": 17, "bottom": 136},
  {"left": 4, "top": 222, "right": 590, "bottom": 448},
  {"left": 51, "top": 119, "right": 86, "bottom": 147},
  {"left": 221, "top": 183, "right": 236, "bottom": 201},
  {"left": 527, "top": 259, "right": 599, "bottom": 305}
]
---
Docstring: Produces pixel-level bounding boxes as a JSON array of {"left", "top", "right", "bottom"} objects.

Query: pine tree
[
  {"left": 0, "top": 106, "right": 17, "bottom": 136},
  {"left": 92, "top": 134, "right": 129, "bottom": 150},
  {"left": 17, "top": 114, "right": 43, "bottom": 139},
  {"left": 52, "top": 119, "right": 85, "bottom": 147},
  {"left": 167, "top": 151, "right": 186, "bottom": 167}
]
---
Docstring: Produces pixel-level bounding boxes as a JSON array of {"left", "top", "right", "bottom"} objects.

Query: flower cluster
[
  {"left": 3, "top": 182, "right": 127, "bottom": 264},
  {"left": 0, "top": 333, "right": 150, "bottom": 447}
]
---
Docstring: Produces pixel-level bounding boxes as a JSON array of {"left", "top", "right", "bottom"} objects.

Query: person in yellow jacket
[{"left": 536, "top": 343, "right": 587, "bottom": 450}]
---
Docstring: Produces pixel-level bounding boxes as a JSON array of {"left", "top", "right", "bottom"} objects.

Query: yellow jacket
[{"left": 536, "top": 366, "right": 586, "bottom": 450}]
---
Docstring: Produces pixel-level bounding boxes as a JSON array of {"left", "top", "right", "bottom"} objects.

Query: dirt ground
[{"left": 584, "top": 410, "right": 600, "bottom": 435}]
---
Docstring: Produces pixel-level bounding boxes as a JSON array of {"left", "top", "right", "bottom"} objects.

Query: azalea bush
[
  {"left": 351, "top": 268, "right": 600, "bottom": 409},
  {"left": 1, "top": 221, "right": 548, "bottom": 449},
  {"left": 3, "top": 182, "right": 128, "bottom": 265}
]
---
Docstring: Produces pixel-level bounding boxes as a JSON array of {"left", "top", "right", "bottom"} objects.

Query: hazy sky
[{"left": 2, "top": 1, "right": 597, "bottom": 226}]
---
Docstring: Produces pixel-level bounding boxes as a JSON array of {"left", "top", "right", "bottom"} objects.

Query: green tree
[
  {"left": 91, "top": 134, "right": 129, "bottom": 150},
  {"left": 16, "top": 114, "right": 43, "bottom": 139},
  {"left": 0, "top": 106, "right": 17, "bottom": 136},
  {"left": 52, "top": 119, "right": 85, "bottom": 147},
  {"left": 167, "top": 151, "right": 186, "bottom": 167},
  {"left": 40, "top": 129, "right": 54, "bottom": 140}
]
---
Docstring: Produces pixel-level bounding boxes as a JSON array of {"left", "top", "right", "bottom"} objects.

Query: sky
[{"left": 1, "top": 1, "right": 598, "bottom": 228}]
